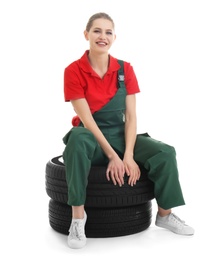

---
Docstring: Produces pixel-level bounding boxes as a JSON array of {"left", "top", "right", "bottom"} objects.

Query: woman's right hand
[{"left": 106, "top": 155, "right": 125, "bottom": 187}]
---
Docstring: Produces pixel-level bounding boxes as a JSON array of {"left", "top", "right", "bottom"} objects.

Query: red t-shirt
[{"left": 64, "top": 50, "right": 140, "bottom": 126}]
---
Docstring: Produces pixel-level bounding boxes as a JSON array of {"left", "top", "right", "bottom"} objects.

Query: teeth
[{"left": 97, "top": 42, "right": 106, "bottom": 45}]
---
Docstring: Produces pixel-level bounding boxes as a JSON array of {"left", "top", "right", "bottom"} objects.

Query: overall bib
[{"left": 63, "top": 61, "right": 185, "bottom": 210}]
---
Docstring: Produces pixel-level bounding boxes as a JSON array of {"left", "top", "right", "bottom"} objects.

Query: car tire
[
  {"left": 45, "top": 155, "right": 155, "bottom": 208},
  {"left": 48, "top": 199, "right": 152, "bottom": 238}
]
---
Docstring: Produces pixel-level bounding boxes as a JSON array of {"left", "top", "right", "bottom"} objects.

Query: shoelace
[
  {"left": 69, "top": 221, "right": 84, "bottom": 240},
  {"left": 170, "top": 213, "right": 186, "bottom": 225}
]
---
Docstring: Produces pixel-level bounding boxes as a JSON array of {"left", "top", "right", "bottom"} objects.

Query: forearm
[
  {"left": 124, "top": 116, "right": 137, "bottom": 158},
  {"left": 83, "top": 118, "right": 118, "bottom": 160},
  {"left": 124, "top": 94, "right": 138, "bottom": 158}
]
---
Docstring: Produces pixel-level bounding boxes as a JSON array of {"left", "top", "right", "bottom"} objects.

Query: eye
[
  {"left": 106, "top": 31, "right": 113, "bottom": 35},
  {"left": 93, "top": 30, "right": 101, "bottom": 33}
]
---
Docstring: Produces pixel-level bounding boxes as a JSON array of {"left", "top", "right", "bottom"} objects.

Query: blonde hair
[{"left": 86, "top": 12, "right": 115, "bottom": 32}]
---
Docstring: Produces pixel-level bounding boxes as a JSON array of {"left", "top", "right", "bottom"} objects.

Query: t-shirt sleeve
[
  {"left": 64, "top": 65, "right": 85, "bottom": 102},
  {"left": 124, "top": 62, "right": 140, "bottom": 95}
]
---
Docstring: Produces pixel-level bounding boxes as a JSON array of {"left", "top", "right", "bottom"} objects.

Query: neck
[{"left": 88, "top": 50, "right": 109, "bottom": 70}]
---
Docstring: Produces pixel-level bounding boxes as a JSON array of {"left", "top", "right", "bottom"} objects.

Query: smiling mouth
[{"left": 96, "top": 41, "right": 107, "bottom": 46}]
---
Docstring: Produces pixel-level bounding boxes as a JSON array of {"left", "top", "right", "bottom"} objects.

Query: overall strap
[{"left": 117, "top": 59, "right": 125, "bottom": 88}]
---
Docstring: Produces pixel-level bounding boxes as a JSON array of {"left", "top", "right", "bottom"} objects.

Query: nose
[{"left": 99, "top": 32, "right": 106, "bottom": 40}]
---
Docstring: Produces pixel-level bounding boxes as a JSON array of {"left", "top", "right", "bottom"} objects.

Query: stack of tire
[{"left": 45, "top": 155, "right": 155, "bottom": 238}]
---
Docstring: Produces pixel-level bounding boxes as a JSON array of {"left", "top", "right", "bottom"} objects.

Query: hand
[
  {"left": 106, "top": 155, "right": 125, "bottom": 187},
  {"left": 123, "top": 156, "right": 141, "bottom": 186}
]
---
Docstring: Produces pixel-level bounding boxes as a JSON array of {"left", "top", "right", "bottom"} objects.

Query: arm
[
  {"left": 71, "top": 98, "right": 125, "bottom": 186},
  {"left": 123, "top": 94, "right": 141, "bottom": 186}
]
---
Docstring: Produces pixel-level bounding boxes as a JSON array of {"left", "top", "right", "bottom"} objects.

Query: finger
[
  {"left": 133, "top": 174, "right": 137, "bottom": 186},
  {"left": 106, "top": 169, "right": 110, "bottom": 181},
  {"left": 118, "top": 169, "right": 125, "bottom": 185},
  {"left": 134, "top": 176, "right": 137, "bottom": 185},
  {"left": 129, "top": 172, "right": 138, "bottom": 186},
  {"left": 125, "top": 165, "right": 130, "bottom": 176},
  {"left": 110, "top": 171, "right": 117, "bottom": 186},
  {"left": 117, "top": 174, "right": 124, "bottom": 186},
  {"left": 113, "top": 166, "right": 124, "bottom": 186},
  {"left": 137, "top": 169, "right": 141, "bottom": 180},
  {"left": 114, "top": 172, "right": 123, "bottom": 187},
  {"left": 128, "top": 173, "right": 134, "bottom": 186},
  {"left": 120, "top": 174, "right": 124, "bottom": 185}
]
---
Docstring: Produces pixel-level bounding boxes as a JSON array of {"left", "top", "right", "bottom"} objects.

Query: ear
[{"left": 84, "top": 30, "right": 89, "bottom": 41}]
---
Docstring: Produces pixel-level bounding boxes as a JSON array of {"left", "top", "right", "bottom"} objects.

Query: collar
[{"left": 79, "top": 50, "right": 121, "bottom": 75}]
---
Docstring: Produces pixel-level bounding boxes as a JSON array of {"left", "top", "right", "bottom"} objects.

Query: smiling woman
[
  {"left": 1, "top": 0, "right": 223, "bottom": 257},
  {"left": 61, "top": 12, "right": 194, "bottom": 249},
  {"left": 83, "top": 13, "right": 116, "bottom": 77}
]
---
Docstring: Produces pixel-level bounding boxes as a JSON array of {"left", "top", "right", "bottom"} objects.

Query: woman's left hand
[{"left": 123, "top": 156, "right": 141, "bottom": 186}]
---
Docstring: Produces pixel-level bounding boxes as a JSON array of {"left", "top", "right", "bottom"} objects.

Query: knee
[
  {"left": 162, "top": 144, "right": 176, "bottom": 157},
  {"left": 160, "top": 145, "right": 177, "bottom": 165},
  {"left": 63, "top": 127, "right": 98, "bottom": 162},
  {"left": 63, "top": 127, "right": 96, "bottom": 148}
]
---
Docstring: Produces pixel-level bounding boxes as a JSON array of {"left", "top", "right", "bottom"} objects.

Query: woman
[{"left": 63, "top": 12, "right": 194, "bottom": 249}]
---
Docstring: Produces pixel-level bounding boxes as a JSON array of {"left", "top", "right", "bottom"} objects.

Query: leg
[
  {"left": 158, "top": 207, "right": 171, "bottom": 217},
  {"left": 63, "top": 127, "right": 107, "bottom": 206},
  {"left": 134, "top": 133, "right": 194, "bottom": 235},
  {"left": 62, "top": 127, "right": 107, "bottom": 248},
  {"left": 134, "top": 133, "right": 185, "bottom": 210}
]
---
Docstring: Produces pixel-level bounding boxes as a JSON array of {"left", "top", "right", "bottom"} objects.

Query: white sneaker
[
  {"left": 68, "top": 211, "right": 87, "bottom": 249},
  {"left": 155, "top": 212, "right": 194, "bottom": 235}
]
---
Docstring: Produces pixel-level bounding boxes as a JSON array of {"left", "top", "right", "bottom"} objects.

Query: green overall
[{"left": 62, "top": 60, "right": 185, "bottom": 210}]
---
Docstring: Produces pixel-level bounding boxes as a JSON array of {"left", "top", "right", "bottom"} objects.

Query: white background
[{"left": 0, "top": 0, "right": 223, "bottom": 259}]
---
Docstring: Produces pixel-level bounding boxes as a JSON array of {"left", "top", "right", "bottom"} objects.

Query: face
[{"left": 84, "top": 18, "right": 116, "bottom": 54}]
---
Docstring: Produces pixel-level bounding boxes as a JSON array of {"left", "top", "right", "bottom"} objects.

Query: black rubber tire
[
  {"left": 45, "top": 156, "right": 154, "bottom": 207},
  {"left": 48, "top": 199, "right": 152, "bottom": 238}
]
